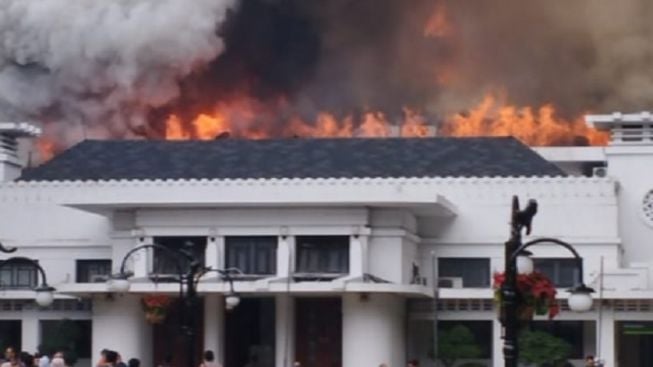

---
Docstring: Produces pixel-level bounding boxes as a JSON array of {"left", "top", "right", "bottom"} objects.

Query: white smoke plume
[{"left": 0, "top": 0, "right": 235, "bottom": 145}]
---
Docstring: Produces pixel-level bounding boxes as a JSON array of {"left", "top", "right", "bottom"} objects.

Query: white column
[
  {"left": 133, "top": 237, "right": 150, "bottom": 278},
  {"left": 275, "top": 295, "right": 295, "bottom": 367},
  {"left": 492, "top": 319, "right": 504, "bottom": 366},
  {"left": 204, "top": 295, "right": 226, "bottom": 365},
  {"left": 598, "top": 309, "right": 616, "bottom": 367},
  {"left": 92, "top": 295, "right": 152, "bottom": 367},
  {"left": 21, "top": 315, "right": 40, "bottom": 352},
  {"left": 349, "top": 235, "right": 368, "bottom": 278},
  {"left": 277, "top": 236, "right": 295, "bottom": 278},
  {"left": 342, "top": 293, "right": 405, "bottom": 367}
]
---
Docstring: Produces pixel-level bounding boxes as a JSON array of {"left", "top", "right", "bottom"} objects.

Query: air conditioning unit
[
  {"left": 89, "top": 274, "right": 109, "bottom": 283},
  {"left": 593, "top": 166, "right": 608, "bottom": 177},
  {"left": 438, "top": 277, "right": 463, "bottom": 288}
]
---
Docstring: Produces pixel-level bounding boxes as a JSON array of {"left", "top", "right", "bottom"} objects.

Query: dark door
[
  {"left": 225, "top": 298, "right": 276, "bottom": 367},
  {"left": 295, "top": 298, "right": 342, "bottom": 367},
  {"left": 153, "top": 298, "right": 204, "bottom": 367}
]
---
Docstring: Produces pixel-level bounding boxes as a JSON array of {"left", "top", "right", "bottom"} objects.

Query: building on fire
[{"left": 1, "top": 112, "right": 653, "bottom": 366}]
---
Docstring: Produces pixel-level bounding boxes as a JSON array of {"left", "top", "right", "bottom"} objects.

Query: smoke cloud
[
  {"left": 0, "top": 0, "right": 235, "bottom": 145},
  {"left": 1, "top": 0, "right": 653, "bottom": 147}
]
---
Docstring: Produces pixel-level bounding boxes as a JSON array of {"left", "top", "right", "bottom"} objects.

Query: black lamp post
[
  {"left": 501, "top": 196, "right": 595, "bottom": 367},
  {"left": 0, "top": 242, "right": 56, "bottom": 307},
  {"left": 107, "top": 242, "right": 241, "bottom": 367}
]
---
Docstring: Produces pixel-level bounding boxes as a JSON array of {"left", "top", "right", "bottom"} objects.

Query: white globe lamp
[
  {"left": 35, "top": 286, "right": 55, "bottom": 307},
  {"left": 568, "top": 285, "right": 595, "bottom": 312},
  {"left": 107, "top": 274, "right": 131, "bottom": 293},
  {"left": 225, "top": 294, "right": 240, "bottom": 310},
  {"left": 516, "top": 250, "right": 534, "bottom": 275}
]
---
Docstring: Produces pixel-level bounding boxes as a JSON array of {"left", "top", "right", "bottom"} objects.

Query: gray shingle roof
[{"left": 19, "top": 137, "right": 565, "bottom": 181}]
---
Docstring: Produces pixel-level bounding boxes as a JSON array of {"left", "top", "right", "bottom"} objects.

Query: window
[
  {"left": 296, "top": 236, "right": 349, "bottom": 275},
  {"left": 226, "top": 236, "right": 277, "bottom": 276},
  {"left": 40, "top": 319, "right": 92, "bottom": 359},
  {"left": 531, "top": 321, "right": 585, "bottom": 359},
  {"left": 153, "top": 237, "right": 207, "bottom": 276},
  {"left": 0, "top": 260, "right": 38, "bottom": 289},
  {"left": 438, "top": 258, "right": 490, "bottom": 288},
  {"left": 76, "top": 260, "right": 112, "bottom": 283},
  {"left": 533, "top": 258, "right": 580, "bottom": 288},
  {"left": 0, "top": 320, "right": 21, "bottom": 351}
]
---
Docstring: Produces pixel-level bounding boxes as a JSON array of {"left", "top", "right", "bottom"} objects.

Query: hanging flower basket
[
  {"left": 142, "top": 295, "right": 172, "bottom": 324},
  {"left": 494, "top": 271, "right": 560, "bottom": 322}
]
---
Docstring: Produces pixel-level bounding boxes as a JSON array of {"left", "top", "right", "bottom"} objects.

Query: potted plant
[
  {"left": 142, "top": 295, "right": 172, "bottom": 324},
  {"left": 493, "top": 271, "right": 560, "bottom": 321}
]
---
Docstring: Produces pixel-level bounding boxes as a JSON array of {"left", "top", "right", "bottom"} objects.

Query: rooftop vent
[
  {"left": 0, "top": 122, "right": 41, "bottom": 181},
  {"left": 587, "top": 112, "right": 653, "bottom": 146}
]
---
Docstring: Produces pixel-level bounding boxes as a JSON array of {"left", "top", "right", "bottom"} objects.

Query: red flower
[{"left": 493, "top": 270, "right": 560, "bottom": 320}]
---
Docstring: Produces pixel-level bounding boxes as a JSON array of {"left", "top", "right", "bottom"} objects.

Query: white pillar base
[
  {"left": 342, "top": 294, "right": 405, "bottom": 367},
  {"left": 204, "top": 295, "right": 226, "bottom": 365},
  {"left": 275, "top": 295, "right": 295, "bottom": 367},
  {"left": 92, "top": 295, "right": 152, "bottom": 367}
]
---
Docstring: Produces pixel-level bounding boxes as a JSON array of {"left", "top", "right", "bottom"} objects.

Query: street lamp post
[
  {"left": 501, "top": 196, "right": 595, "bottom": 367},
  {"left": 107, "top": 242, "right": 241, "bottom": 367}
]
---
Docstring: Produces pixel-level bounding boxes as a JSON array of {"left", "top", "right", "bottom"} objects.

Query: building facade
[{"left": 0, "top": 113, "right": 652, "bottom": 367}]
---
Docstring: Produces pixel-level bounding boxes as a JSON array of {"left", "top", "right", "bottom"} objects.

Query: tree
[
  {"left": 437, "top": 324, "right": 483, "bottom": 367},
  {"left": 518, "top": 329, "right": 572, "bottom": 367}
]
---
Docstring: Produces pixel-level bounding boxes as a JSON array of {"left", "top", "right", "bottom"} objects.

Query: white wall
[
  {"left": 92, "top": 295, "right": 152, "bottom": 367},
  {"left": 342, "top": 293, "right": 405, "bottom": 367}
]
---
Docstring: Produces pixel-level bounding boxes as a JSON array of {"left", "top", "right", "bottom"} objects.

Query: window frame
[
  {"left": 0, "top": 260, "right": 38, "bottom": 289},
  {"left": 437, "top": 257, "right": 491, "bottom": 288},
  {"left": 75, "top": 259, "right": 112, "bottom": 283},
  {"left": 533, "top": 258, "right": 580, "bottom": 288},
  {"left": 295, "top": 236, "right": 350, "bottom": 277},
  {"left": 225, "top": 236, "right": 278, "bottom": 277},
  {"left": 152, "top": 236, "right": 207, "bottom": 279}
]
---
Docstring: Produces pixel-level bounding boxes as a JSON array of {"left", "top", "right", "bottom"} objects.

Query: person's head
[
  {"left": 105, "top": 350, "right": 118, "bottom": 365},
  {"left": 53, "top": 351, "right": 64, "bottom": 359},
  {"left": 5, "top": 347, "right": 17, "bottom": 361},
  {"left": 408, "top": 359, "right": 419, "bottom": 367},
  {"left": 128, "top": 358, "right": 140, "bottom": 367},
  {"left": 63, "top": 354, "right": 75, "bottom": 367},
  {"left": 19, "top": 351, "right": 34, "bottom": 366},
  {"left": 203, "top": 351, "right": 214, "bottom": 362},
  {"left": 51, "top": 358, "right": 65, "bottom": 367}
]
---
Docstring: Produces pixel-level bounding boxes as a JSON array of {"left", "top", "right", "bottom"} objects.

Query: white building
[{"left": 0, "top": 112, "right": 652, "bottom": 367}]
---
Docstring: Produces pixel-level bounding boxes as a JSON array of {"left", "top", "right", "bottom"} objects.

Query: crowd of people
[{"left": 0, "top": 347, "right": 223, "bottom": 367}]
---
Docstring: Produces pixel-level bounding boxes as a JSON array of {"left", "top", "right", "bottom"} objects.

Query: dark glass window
[
  {"left": 0, "top": 260, "right": 38, "bottom": 289},
  {"left": 153, "top": 237, "right": 207, "bottom": 276},
  {"left": 531, "top": 321, "right": 585, "bottom": 359},
  {"left": 296, "top": 236, "right": 349, "bottom": 275},
  {"left": 533, "top": 258, "right": 580, "bottom": 288},
  {"left": 40, "top": 319, "right": 92, "bottom": 359},
  {"left": 438, "top": 258, "right": 490, "bottom": 288},
  {"left": 226, "top": 236, "right": 277, "bottom": 275},
  {"left": 0, "top": 320, "right": 21, "bottom": 351},
  {"left": 438, "top": 321, "right": 492, "bottom": 359},
  {"left": 76, "top": 260, "right": 112, "bottom": 283}
]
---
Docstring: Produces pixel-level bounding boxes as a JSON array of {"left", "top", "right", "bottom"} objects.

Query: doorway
[
  {"left": 152, "top": 298, "right": 204, "bottom": 367},
  {"left": 295, "top": 298, "right": 342, "bottom": 367},
  {"left": 225, "top": 298, "right": 276, "bottom": 367},
  {"left": 618, "top": 322, "right": 653, "bottom": 366}
]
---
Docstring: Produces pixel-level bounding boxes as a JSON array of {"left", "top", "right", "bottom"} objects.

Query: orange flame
[
  {"left": 165, "top": 101, "right": 433, "bottom": 140},
  {"left": 441, "top": 93, "right": 609, "bottom": 146}
]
